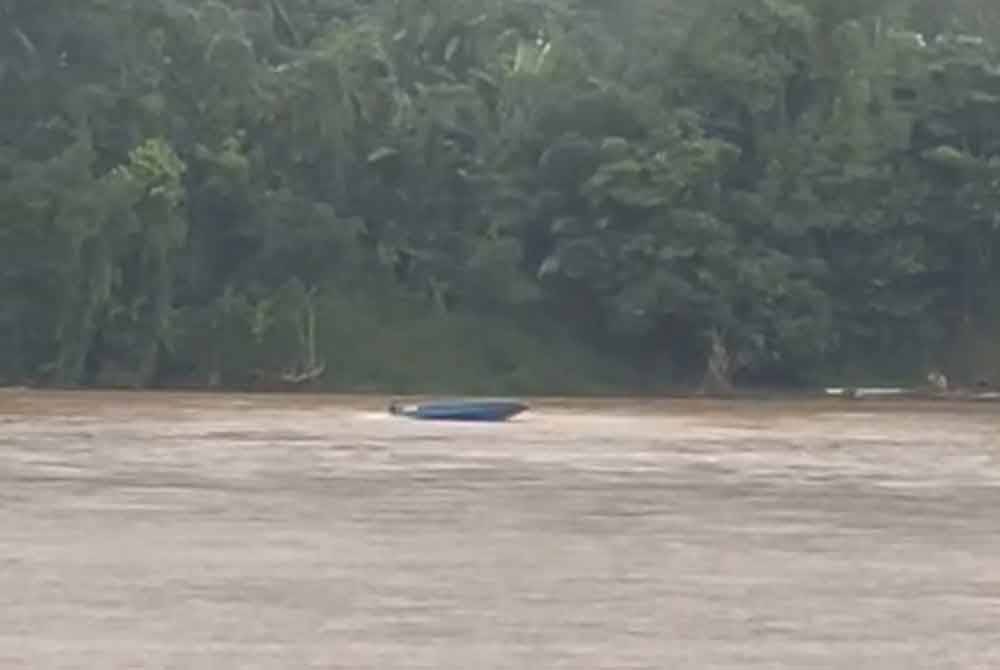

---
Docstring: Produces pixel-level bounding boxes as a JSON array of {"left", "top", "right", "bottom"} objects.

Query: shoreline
[{"left": 2, "top": 383, "right": 998, "bottom": 409}]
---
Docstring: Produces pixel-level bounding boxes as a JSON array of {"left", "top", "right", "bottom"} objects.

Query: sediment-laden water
[{"left": 0, "top": 390, "right": 998, "bottom": 669}]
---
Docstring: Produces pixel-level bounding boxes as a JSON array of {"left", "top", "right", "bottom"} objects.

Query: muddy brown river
[{"left": 0, "top": 390, "right": 998, "bottom": 669}]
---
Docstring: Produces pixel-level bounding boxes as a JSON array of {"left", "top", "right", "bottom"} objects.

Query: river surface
[{"left": 0, "top": 390, "right": 998, "bottom": 669}]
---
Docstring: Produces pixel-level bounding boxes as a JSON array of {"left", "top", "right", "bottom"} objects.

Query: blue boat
[{"left": 388, "top": 398, "right": 529, "bottom": 422}]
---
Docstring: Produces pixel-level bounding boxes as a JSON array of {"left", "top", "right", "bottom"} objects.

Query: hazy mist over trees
[{"left": 2, "top": 0, "right": 1000, "bottom": 393}]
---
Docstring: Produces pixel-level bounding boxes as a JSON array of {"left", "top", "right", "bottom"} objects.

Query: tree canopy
[{"left": 2, "top": 0, "right": 999, "bottom": 392}]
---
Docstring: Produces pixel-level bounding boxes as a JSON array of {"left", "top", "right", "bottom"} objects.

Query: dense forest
[{"left": 2, "top": 0, "right": 1000, "bottom": 394}]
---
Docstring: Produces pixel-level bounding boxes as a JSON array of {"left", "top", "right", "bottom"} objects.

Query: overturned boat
[{"left": 388, "top": 398, "right": 529, "bottom": 422}]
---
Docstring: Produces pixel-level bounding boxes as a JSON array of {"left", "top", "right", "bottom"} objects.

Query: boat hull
[{"left": 388, "top": 399, "right": 529, "bottom": 422}]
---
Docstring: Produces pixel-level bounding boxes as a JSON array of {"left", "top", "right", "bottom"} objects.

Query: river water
[{"left": 0, "top": 390, "right": 998, "bottom": 669}]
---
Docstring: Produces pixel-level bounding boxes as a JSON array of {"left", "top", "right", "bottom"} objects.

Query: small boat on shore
[
  {"left": 388, "top": 398, "right": 529, "bottom": 422},
  {"left": 824, "top": 387, "right": 910, "bottom": 399},
  {"left": 824, "top": 386, "right": 1000, "bottom": 402}
]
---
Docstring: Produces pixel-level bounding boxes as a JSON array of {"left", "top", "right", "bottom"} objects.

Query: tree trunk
[{"left": 700, "top": 328, "right": 734, "bottom": 394}]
